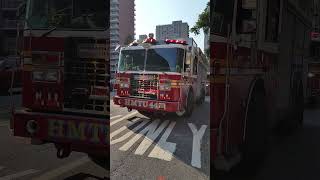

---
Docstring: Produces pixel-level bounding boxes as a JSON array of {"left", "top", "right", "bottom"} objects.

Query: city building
[
  {"left": 0, "top": 0, "right": 23, "bottom": 57},
  {"left": 138, "top": 34, "right": 147, "bottom": 42},
  {"left": 110, "top": 0, "right": 135, "bottom": 78},
  {"left": 156, "top": 20, "right": 189, "bottom": 40}
]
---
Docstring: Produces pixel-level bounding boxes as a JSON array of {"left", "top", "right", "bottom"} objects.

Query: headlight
[
  {"left": 33, "top": 70, "right": 59, "bottom": 82},
  {"left": 26, "top": 120, "right": 39, "bottom": 135},
  {"left": 120, "top": 82, "right": 129, "bottom": 88},
  {"left": 33, "top": 71, "right": 46, "bottom": 81},
  {"left": 118, "top": 78, "right": 130, "bottom": 88},
  {"left": 159, "top": 80, "right": 171, "bottom": 91},
  {"left": 46, "top": 71, "right": 58, "bottom": 81}
]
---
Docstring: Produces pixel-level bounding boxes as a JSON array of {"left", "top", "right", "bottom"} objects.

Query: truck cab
[
  {"left": 113, "top": 34, "right": 208, "bottom": 117},
  {"left": 11, "top": 0, "right": 109, "bottom": 169}
]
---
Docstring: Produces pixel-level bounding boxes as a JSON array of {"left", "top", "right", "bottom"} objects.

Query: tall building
[
  {"left": 156, "top": 20, "right": 189, "bottom": 40},
  {"left": 110, "top": 0, "right": 135, "bottom": 78},
  {"left": 0, "top": 0, "right": 23, "bottom": 57},
  {"left": 139, "top": 34, "right": 147, "bottom": 42}
]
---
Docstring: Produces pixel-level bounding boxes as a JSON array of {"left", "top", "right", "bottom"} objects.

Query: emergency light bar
[
  {"left": 143, "top": 38, "right": 156, "bottom": 44},
  {"left": 165, "top": 39, "right": 187, "bottom": 45}
]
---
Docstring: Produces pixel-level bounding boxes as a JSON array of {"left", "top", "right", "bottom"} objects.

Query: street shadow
[{"left": 64, "top": 172, "right": 109, "bottom": 180}]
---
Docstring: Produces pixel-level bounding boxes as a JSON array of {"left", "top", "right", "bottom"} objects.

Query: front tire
[
  {"left": 185, "top": 90, "right": 194, "bottom": 117},
  {"left": 238, "top": 88, "right": 268, "bottom": 173}
]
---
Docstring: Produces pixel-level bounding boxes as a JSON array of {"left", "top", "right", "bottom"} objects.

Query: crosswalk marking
[
  {"left": 32, "top": 157, "right": 90, "bottom": 180},
  {"left": 119, "top": 119, "right": 165, "bottom": 152},
  {"left": 110, "top": 118, "right": 148, "bottom": 145},
  {"left": 0, "top": 121, "right": 9, "bottom": 127},
  {"left": 188, "top": 123, "right": 207, "bottom": 168},
  {"left": 148, "top": 121, "right": 177, "bottom": 161},
  {"left": 0, "top": 169, "right": 39, "bottom": 180},
  {"left": 110, "top": 111, "right": 138, "bottom": 126},
  {"left": 110, "top": 115, "right": 122, "bottom": 120},
  {"left": 134, "top": 120, "right": 170, "bottom": 155},
  {"left": 110, "top": 114, "right": 208, "bottom": 167}
]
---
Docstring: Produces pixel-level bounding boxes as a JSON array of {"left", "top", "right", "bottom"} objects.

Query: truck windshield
[
  {"left": 118, "top": 48, "right": 184, "bottom": 73},
  {"left": 146, "top": 48, "right": 184, "bottom": 72},
  {"left": 118, "top": 50, "right": 145, "bottom": 71},
  {"left": 26, "top": 0, "right": 107, "bottom": 29}
]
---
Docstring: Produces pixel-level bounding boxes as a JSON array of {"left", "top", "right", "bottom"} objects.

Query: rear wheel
[
  {"left": 185, "top": 90, "right": 194, "bottom": 117},
  {"left": 293, "top": 83, "right": 304, "bottom": 127},
  {"left": 237, "top": 88, "right": 268, "bottom": 173},
  {"left": 280, "top": 82, "right": 304, "bottom": 134}
]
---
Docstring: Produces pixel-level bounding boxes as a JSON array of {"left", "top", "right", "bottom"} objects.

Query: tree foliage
[{"left": 190, "top": 2, "right": 210, "bottom": 35}]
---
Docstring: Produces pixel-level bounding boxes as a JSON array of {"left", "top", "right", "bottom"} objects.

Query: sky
[{"left": 134, "top": 0, "right": 208, "bottom": 51}]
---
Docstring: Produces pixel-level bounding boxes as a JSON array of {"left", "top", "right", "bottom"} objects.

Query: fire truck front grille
[
  {"left": 63, "top": 39, "right": 108, "bottom": 115},
  {"left": 130, "top": 77, "right": 158, "bottom": 100}
]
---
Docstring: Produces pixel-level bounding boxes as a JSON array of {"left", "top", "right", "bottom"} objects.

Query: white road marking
[
  {"left": 134, "top": 120, "right": 170, "bottom": 155},
  {"left": 111, "top": 118, "right": 149, "bottom": 145},
  {"left": 119, "top": 119, "right": 162, "bottom": 152},
  {"left": 110, "top": 111, "right": 139, "bottom": 126},
  {"left": 188, "top": 123, "right": 207, "bottom": 168},
  {"left": 0, "top": 122, "right": 9, "bottom": 127},
  {"left": 32, "top": 157, "right": 90, "bottom": 180},
  {"left": 148, "top": 121, "right": 177, "bottom": 161},
  {"left": 110, "top": 115, "right": 122, "bottom": 120},
  {"left": 0, "top": 169, "right": 39, "bottom": 180}
]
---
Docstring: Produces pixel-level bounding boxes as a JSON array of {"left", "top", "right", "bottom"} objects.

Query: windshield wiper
[{"left": 40, "top": 26, "right": 57, "bottom": 38}]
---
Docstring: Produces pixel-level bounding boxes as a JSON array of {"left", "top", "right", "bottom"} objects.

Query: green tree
[
  {"left": 190, "top": 2, "right": 210, "bottom": 35},
  {"left": 191, "top": 2, "right": 210, "bottom": 58}
]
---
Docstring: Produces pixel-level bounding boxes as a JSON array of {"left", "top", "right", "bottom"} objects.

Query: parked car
[{"left": 0, "top": 56, "right": 22, "bottom": 95}]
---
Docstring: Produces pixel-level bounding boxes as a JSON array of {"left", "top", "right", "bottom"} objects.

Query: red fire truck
[
  {"left": 10, "top": 0, "right": 109, "bottom": 169},
  {"left": 113, "top": 34, "right": 208, "bottom": 117},
  {"left": 211, "top": 0, "right": 311, "bottom": 173}
]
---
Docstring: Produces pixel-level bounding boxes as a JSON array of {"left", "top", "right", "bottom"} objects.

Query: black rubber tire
[
  {"left": 197, "top": 88, "right": 205, "bottom": 105},
  {"left": 293, "top": 83, "right": 304, "bottom": 127},
  {"left": 88, "top": 154, "right": 109, "bottom": 170},
  {"left": 184, "top": 90, "right": 194, "bottom": 117},
  {"left": 237, "top": 88, "right": 269, "bottom": 173},
  {"left": 281, "top": 82, "right": 304, "bottom": 134}
]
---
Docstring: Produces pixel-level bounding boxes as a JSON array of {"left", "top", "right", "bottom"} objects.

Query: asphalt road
[
  {"left": 110, "top": 96, "right": 210, "bottom": 180},
  {"left": 2, "top": 93, "right": 320, "bottom": 180},
  {"left": 214, "top": 105, "right": 320, "bottom": 180},
  {"left": 0, "top": 95, "right": 109, "bottom": 180}
]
